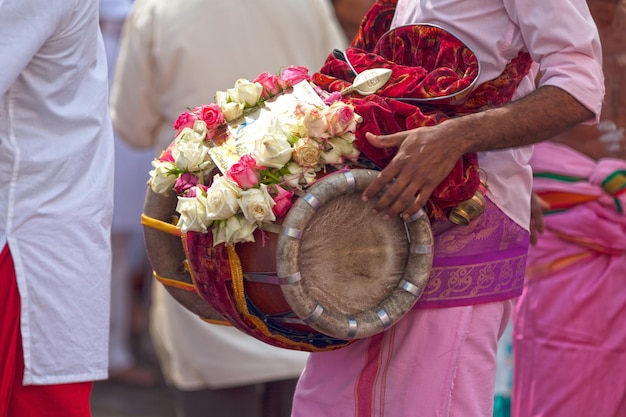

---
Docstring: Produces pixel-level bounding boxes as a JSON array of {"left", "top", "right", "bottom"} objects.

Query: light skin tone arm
[{"left": 361, "top": 85, "right": 595, "bottom": 220}]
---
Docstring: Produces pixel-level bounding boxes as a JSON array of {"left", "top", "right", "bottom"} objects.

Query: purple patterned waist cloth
[{"left": 414, "top": 197, "right": 529, "bottom": 308}]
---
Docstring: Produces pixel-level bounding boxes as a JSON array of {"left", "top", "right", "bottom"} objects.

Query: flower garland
[{"left": 148, "top": 66, "right": 363, "bottom": 245}]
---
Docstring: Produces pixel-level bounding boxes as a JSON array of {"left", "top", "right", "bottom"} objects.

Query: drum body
[
  {"left": 144, "top": 169, "right": 434, "bottom": 351},
  {"left": 142, "top": 73, "right": 435, "bottom": 351}
]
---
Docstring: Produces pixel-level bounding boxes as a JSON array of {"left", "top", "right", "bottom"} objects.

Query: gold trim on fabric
[
  {"left": 225, "top": 245, "right": 338, "bottom": 352},
  {"left": 227, "top": 245, "right": 248, "bottom": 312},
  {"left": 200, "top": 317, "right": 233, "bottom": 326}
]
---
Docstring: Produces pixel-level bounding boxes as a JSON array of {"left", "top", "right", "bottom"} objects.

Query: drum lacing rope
[
  {"left": 140, "top": 213, "right": 195, "bottom": 292},
  {"left": 141, "top": 213, "right": 181, "bottom": 237}
]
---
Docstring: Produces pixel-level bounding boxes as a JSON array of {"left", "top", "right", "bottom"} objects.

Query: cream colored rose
[
  {"left": 331, "top": 136, "right": 359, "bottom": 157},
  {"left": 293, "top": 137, "right": 321, "bottom": 167},
  {"left": 171, "top": 140, "right": 214, "bottom": 173},
  {"left": 238, "top": 184, "right": 276, "bottom": 225},
  {"left": 233, "top": 78, "right": 263, "bottom": 107},
  {"left": 215, "top": 90, "right": 244, "bottom": 121},
  {"left": 192, "top": 119, "right": 208, "bottom": 137},
  {"left": 299, "top": 105, "right": 329, "bottom": 138},
  {"left": 205, "top": 175, "right": 241, "bottom": 220},
  {"left": 281, "top": 161, "right": 317, "bottom": 189},
  {"left": 339, "top": 131, "right": 356, "bottom": 143},
  {"left": 320, "top": 136, "right": 360, "bottom": 164},
  {"left": 325, "top": 102, "right": 361, "bottom": 136},
  {"left": 175, "top": 190, "right": 211, "bottom": 233},
  {"left": 320, "top": 140, "right": 343, "bottom": 165},
  {"left": 253, "top": 132, "right": 293, "bottom": 169},
  {"left": 221, "top": 101, "right": 244, "bottom": 122},
  {"left": 212, "top": 215, "right": 258, "bottom": 246},
  {"left": 214, "top": 90, "right": 231, "bottom": 107},
  {"left": 175, "top": 126, "right": 206, "bottom": 145},
  {"left": 148, "top": 160, "right": 179, "bottom": 194}
]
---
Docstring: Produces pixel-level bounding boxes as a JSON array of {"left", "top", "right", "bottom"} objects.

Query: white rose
[
  {"left": 148, "top": 160, "right": 179, "bottom": 194},
  {"left": 205, "top": 175, "right": 241, "bottom": 220},
  {"left": 171, "top": 140, "right": 213, "bottom": 172},
  {"left": 330, "top": 137, "right": 358, "bottom": 156},
  {"left": 233, "top": 78, "right": 263, "bottom": 107},
  {"left": 281, "top": 161, "right": 317, "bottom": 189},
  {"left": 214, "top": 90, "right": 231, "bottom": 107},
  {"left": 192, "top": 119, "right": 208, "bottom": 137},
  {"left": 336, "top": 136, "right": 360, "bottom": 161},
  {"left": 215, "top": 90, "right": 244, "bottom": 121},
  {"left": 175, "top": 190, "right": 211, "bottom": 233},
  {"left": 320, "top": 142, "right": 343, "bottom": 165},
  {"left": 230, "top": 217, "right": 258, "bottom": 244},
  {"left": 339, "top": 131, "right": 356, "bottom": 143},
  {"left": 320, "top": 137, "right": 358, "bottom": 165},
  {"left": 238, "top": 184, "right": 276, "bottom": 224},
  {"left": 221, "top": 101, "right": 244, "bottom": 122},
  {"left": 212, "top": 215, "right": 258, "bottom": 246},
  {"left": 175, "top": 126, "right": 206, "bottom": 145},
  {"left": 253, "top": 132, "right": 293, "bottom": 169}
]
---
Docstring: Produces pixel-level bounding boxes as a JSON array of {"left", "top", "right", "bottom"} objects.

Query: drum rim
[{"left": 275, "top": 169, "right": 434, "bottom": 340}]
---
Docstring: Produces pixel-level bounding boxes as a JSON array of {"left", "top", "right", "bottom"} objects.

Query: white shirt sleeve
[{"left": 0, "top": 1, "right": 62, "bottom": 96}]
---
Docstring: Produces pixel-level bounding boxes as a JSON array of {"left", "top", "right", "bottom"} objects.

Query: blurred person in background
[
  {"left": 99, "top": 0, "right": 158, "bottom": 388},
  {"left": 512, "top": 1, "right": 626, "bottom": 416},
  {"left": 110, "top": 0, "right": 347, "bottom": 416},
  {"left": 0, "top": 1, "right": 114, "bottom": 415},
  {"left": 331, "top": 0, "right": 374, "bottom": 41}
]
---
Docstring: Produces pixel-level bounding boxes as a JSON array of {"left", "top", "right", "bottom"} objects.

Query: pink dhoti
[
  {"left": 292, "top": 301, "right": 512, "bottom": 417},
  {"left": 513, "top": 142, "right": 626, "bottom": 417}
]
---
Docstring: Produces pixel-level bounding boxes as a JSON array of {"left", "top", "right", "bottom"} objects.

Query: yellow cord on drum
[{"left": 141, "top": 213, "right": 181, "bottom": 237}]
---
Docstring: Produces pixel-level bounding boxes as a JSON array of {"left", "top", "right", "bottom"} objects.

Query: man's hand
[{"left": 361, "top": 125, "right": 464, "bottom": 220}]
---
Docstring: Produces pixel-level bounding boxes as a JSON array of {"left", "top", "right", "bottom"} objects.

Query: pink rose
[
  {"left": 323, "top": 91, "right": 343, "bottom": 106},
  {"left": 254, "top": 72, "right": 282, "bottom": 99},
  {"left": 271, "top": 185, "right": 295, "bottom": 217},
  {"left": 226, "top": 154, "right": 259, "bottom": 189},
  {"left": 159, "top": 142, "right": 176, "bottom": 163},
  {"left": 175, "top": 172, "right": 199, "bottom": 195},
  {"left": 194, "top": 104, "right": 224, "bottom": 130},
  {"left": 279, "top": 66, "right": 310, "bottom": 88},
  {"left": 173, "top": 111, "right": 197, "bottom": 131},
  {"left": 326, "top": 102, "right": 358, "bottom": 136}
]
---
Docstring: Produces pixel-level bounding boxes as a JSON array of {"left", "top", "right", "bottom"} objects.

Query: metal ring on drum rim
[{"left": 275, "top": 169, "right": 434, "bottom": 340}]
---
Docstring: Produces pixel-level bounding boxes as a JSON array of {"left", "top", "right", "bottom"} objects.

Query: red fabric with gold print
[{"left": 313, "top": 0, "right": 533, "bottom": 218}]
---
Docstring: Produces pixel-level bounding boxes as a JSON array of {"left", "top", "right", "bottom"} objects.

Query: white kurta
[
  {"left": 111, "top": 0, "right": 347, "bottom": 389},
  {"left": 0, "top": 1, "right": 114, "bottom": 384}
]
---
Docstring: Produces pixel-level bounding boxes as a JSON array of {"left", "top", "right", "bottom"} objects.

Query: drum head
[{"left": 276, "top": 169, "right": 433, "bottom": 339}]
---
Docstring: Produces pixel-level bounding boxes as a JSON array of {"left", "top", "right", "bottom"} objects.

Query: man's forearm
[{"left": 451, "top": 85, "right": 596, "bottom": 154}]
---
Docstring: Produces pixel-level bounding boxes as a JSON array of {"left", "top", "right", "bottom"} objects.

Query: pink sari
[{"left": 513, "top": 142, "right": 626, "bottom": 417}]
